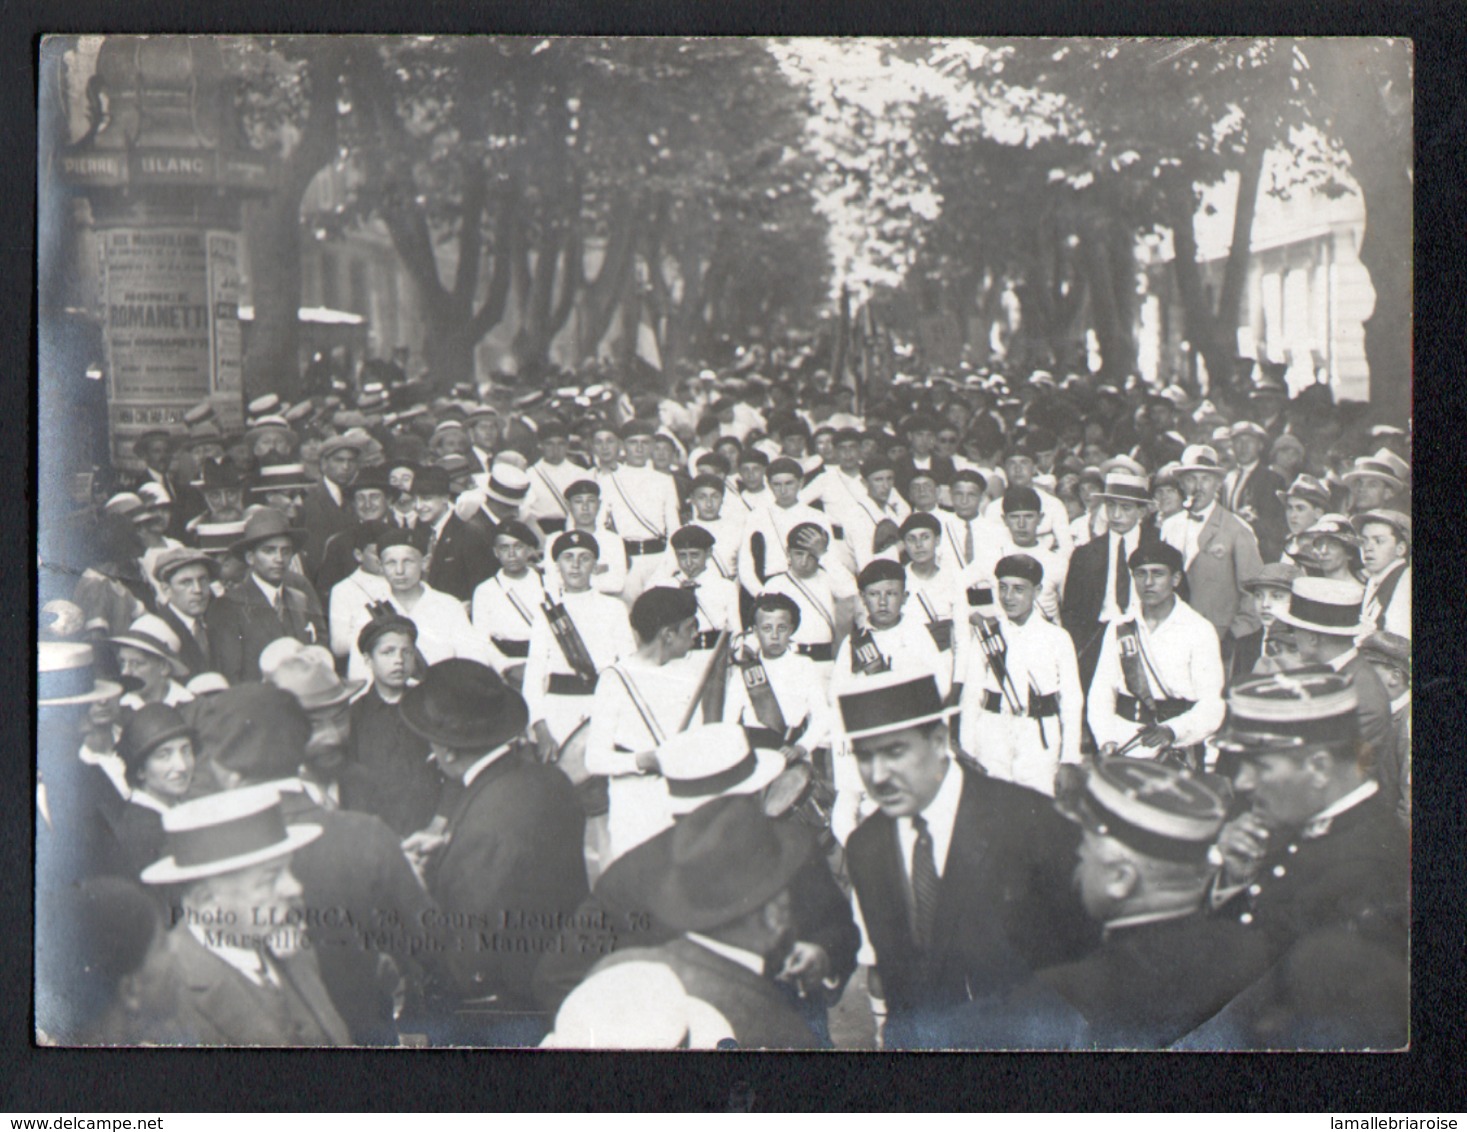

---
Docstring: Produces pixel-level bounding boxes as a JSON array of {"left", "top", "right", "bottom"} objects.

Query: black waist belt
[
  {"left": 982, "top": 690, "right": 1060, "bottom": 718},
  {"left": 1115, "top": 694, "right": 1195, "bottom": 723},
  {"left": 547, "top": 673, "right": 596, "bottom": 696},
  {"left": 795, "top": 643, "right": 834, "bottom": 661},
  {"left": 492, "top": 637, "right": 530, "bottom": 659},
  {"left": 690, "top": 629, "right": 722, "bottom": 650},
  {"left": 623, "top": 537, "right": 667, "bottom": 556},
  {"left": 831, "top": 524, "right": 845, "bottom": 540},
  {"left": 743, "top": 721, "right": 809, "bottom": 751}
]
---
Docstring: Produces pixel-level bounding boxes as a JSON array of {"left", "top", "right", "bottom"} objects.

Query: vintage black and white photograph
[{"left": 34, "top": 34, "right": 1411, "bottom": 1051}]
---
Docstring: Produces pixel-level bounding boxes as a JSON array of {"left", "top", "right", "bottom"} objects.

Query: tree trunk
[{"left": 241, "top": 44, "right": 345, "bottom": 400}]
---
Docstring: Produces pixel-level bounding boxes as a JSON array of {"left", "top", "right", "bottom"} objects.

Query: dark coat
[
  {"left": 425, "top": 513, "right": 496, "bottom": 602},
  {"left": 113, "top": 798, "right": 168, "bottom": 881},
  {"left": 532, "top": 811, "right": 860, "bottom": 1012},
  {"left": 594, "top": 937, "right": 824, "bottom": 1050},
  {"left": 427, "top": 749, "right": 589, "bottom": 1010},
  {"left": 206, "top": 574, "right": 327, "bottom": 684},
  {"left": 300, "top": 481, "right": 357, "bottom": 576},
  {"left": 1061, "top": 523, "right": 1164, "bottom": 692},
  {"left": 1227, "top": 464, "right": 1289, "bottom": 564},
  {"left": 1217, "top": 788, "right": 1409, "bottom": 961},
  {"left": 153, "top": 601, "right": 216, "bottom": 678},
  {"left": 845, "top": 765, "right": 1098, "bottom": 1044},
  {"left": 159, "top": 921, "right": 351, "bottom": 1046},
  {"left": 1338, "top": 653, "right": 1397, "bottom": 804},
  {"left": 275, "top": 787, "right": 440, "bottom": 1045},
  {"left": 347, "top": 687, "right": 443, "bottom": 836}
]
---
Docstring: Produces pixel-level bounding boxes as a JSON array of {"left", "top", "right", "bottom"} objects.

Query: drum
[{"left": 761, "top": 763, "right": 836, "bottom": 836}]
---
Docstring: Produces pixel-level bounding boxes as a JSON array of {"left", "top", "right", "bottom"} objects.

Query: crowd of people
[{"left": 36, "top": 347, "right": 1411, "bottom": 1049}]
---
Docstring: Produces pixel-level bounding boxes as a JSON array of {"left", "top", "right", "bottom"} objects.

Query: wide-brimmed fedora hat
[
  {"left": 1176, "top": 444, "right": 1226, "bottom": 476},
  {"left": 318, "top": 433, "right": 366, "bottom": 462},
  {"left": 38, "top": 641, "right": 129, "bottom": 706},
  {"left": 1094, "top": 470, "right": 1153, "bottom": 505},
  {"left": 837, "top": 672, "right": 955, "bottom": 742},
  {"left": 484, "top": 463, "right": 531, "bottom": 508},
  {"left": 1274, "top": 577, "right": 1370, "bottom": 637},
  {"left": 637, "top": 794, "right": 814, "bottom": 933},
  {"left": 658, "top": 723, "right": 785, "bottom": 817},
  {"left": 399, "top": 658, "right": 529, "bottom": 752},
  {"left": 110, "top": 615, "right": 189, "bottom": 679},
  {"left": 259, "top": 639, "right": 365, "bottom": 709},
  {"left": 1341, "top": 449, "right": 1408, "bottom": 492},
  {"left": 229, "top": 507, "right": 306, "bottom": 557},
  {"left": 1276, "top": 473, "right": 1332, "bottom": 511},
  {"left": 140, "top": 784, "right": 322, "bottom": 885}
]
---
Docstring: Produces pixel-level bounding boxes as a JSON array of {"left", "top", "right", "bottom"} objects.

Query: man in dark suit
[
  {"left": 299, "top": 433, "right": 363, "bottom": 574},
  {"left": 412, "top": 465, "right": 496, "bottom": 602},
  {"left": 150, "top": 547, "right": 221, "bottom": 678},
  {"left": 138, "top": 784, "right": 350, "bottom": 1046},
  {"left": 206, "top": 508, "right": 328, "bottom": 684},
  {"left": 838, "top": 673, "right": 1097, "bottom": 1048},
  {"left": 313, "top": 465, "right": 398, "bottom": 600},
  {"left": 1160, "top": 444, "right": 1265, "bottom": 679},
  {"left": 549, "top": 795, "right": 827, "bottom": 1049},
  {"left": 1222, "top": 421, "right": 1288, "bottom": 563},
  {"left": 1061, "top": 469, "right": 1163, "bottom": 693},
  {"left": 399, "top": 659, "right": 589, "bottom": 1045}
]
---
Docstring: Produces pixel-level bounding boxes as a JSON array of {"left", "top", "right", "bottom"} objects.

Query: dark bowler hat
[
  {"left": 412, "top": 464, "right": 453, "bottom": 498},
  {"left": 551, "top": 529, "right": 599, "bottom": 559},
  {"left": 400, "top": 659, "right": 529, "bottom": 752},
  {"left": 630, "top": 586, "right": 698, "bottom": 641},
  {"left": 118, "top": 703, "right": 195, "bottom": 780},
  {"left": 1055, "top": 757, "right": 1228, "bottom": 864},
  {"left": 140, "top": 784, "right": 322, "bottom": 886},
  {"left": 198, "top": 684, "right": 313, "bottom": 782},
  {"left": 837, "top": 672, "right": 953, "bottom": 742},
  {"left": 636, "top": 794, "right": 814, "bottom": 932},
  {"left": 229, "top": 507, "right": 306, "bottom": 557},
  {"left": 994, "top": 553, "right": 1044, "bottom": 586},
  {"left": 670, "top": 525, "right": 716, "bottom": 552},
  {"left": 193, "top": 458, "right": 246, "bottom": 491},
  {"left": 1216, "top": 666, "right": 1359, "bottom": 757},
  {"left": 1128, "top": 541, "right": 1185, "bottom": 575},
  {"left": 349, "top": 465, "right": 396, "bottom": 496}
]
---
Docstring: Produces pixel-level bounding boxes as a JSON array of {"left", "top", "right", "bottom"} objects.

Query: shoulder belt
[{"left": 541, "top": 598, "right": 600, "bottom": 683}]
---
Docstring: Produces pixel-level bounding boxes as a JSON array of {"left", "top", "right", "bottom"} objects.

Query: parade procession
[{"left": 34, "top": 35, "right": 1411, "bottom": 1051}]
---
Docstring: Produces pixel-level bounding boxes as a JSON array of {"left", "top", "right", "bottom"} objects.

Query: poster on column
[
  {"left": 206, "top": 229, "right": 244, "bottom": 432},
  {"left": 100, "top": 226, "right": 213, "bottom": 462}
]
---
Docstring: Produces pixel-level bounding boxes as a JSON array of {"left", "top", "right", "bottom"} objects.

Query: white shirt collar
[
  {"left": 1326, "top": 646, "right": 1360, "bottom": 673},
  {"left": 1101, "top": 906, "right": 1197, "bottom": 936},
  {"left": 1390, "top": 689, "right": 1411, "bottom": 715},
  {"left": 252, "top": 573, "right": 284, "bottom": 606},
  {"left": 685, "top": 931, "right": 765, "bottom": 975},
  {"left": 188, "top": 923, "right": 279, "bottom": 988},
  {"left": 463, "top": 740, "right": 517, "bottom": 788},
  {"left": 898, "top": 757, "right": 964, "bottom": 879},
  {"left": 323, "top": 478, "right": 344, "bottom": 507}
]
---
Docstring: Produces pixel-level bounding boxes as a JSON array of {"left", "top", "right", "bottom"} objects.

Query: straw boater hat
[
  {"left": 1175, "top": 444, "right": 1226, "bottom": 477},
  {"left": 658, "top": 722, "right": 785, "bottom": 818},
  {"left": 1093, "top": 470, "right": 1153, "bottom": 505},
  {"left": 195, "top": 519, "right": 247, "bottom": 556},
  {"left": 1273, "top": 577, "right": 1371, "bottom": 637},
  {"left": 139, "top": 784, "right": 322, "bottom": 885},
  {"left": 38, "top": 641, "right": 129, "bottom": 707},
  {"left": 484, "top": 464, "right": 531, "bottom": 509},
  {"left": 251, "top": 462, "right": 315, "bottom": 495},
  {"left": 836, "top": 671, "right": 955, "bottom": 742},
  {"left": 110, "top": 614, "right": 190, "bottom": 679}
]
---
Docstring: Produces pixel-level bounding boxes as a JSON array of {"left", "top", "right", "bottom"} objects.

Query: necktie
[
  {"left": 191, "top": 617, "right": 210, "bottom": 661},
  {"left": 964, "top": 521, "right": 975, "bottom": 565},
  {"left": 909, "top": 814, "right": 941, "bottom": 952},
  {"left": 1115, "top": 536, "right": 1130, "bottom": 610}
]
